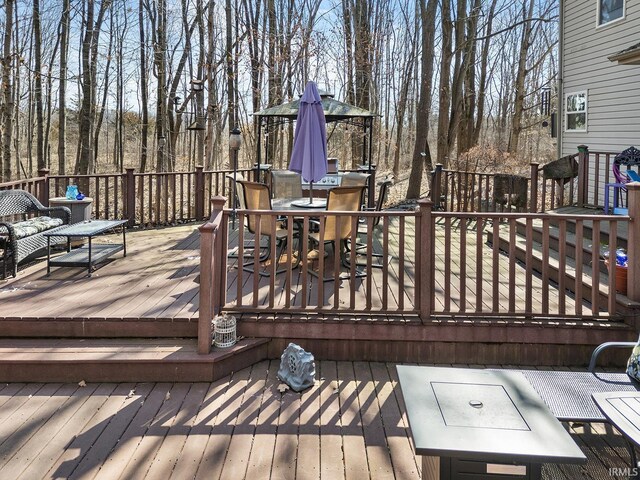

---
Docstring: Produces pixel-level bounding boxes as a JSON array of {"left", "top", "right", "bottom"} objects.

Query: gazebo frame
[{"left": 253, "top": 91, "right": 377, "bottom": 205}]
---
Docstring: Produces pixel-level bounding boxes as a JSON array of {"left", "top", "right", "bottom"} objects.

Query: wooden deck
[
  {"left": 0, "top": 224, "right": 202, "bottom": 336},
  {"left": 0, "top": 217, "right": 620, "bottom": 321},
  {"left": 0, "top": 360, "right": 633, "bottom": 479},
  {"left": 0, "top": 220, "right": 634, "bottom": 367}
]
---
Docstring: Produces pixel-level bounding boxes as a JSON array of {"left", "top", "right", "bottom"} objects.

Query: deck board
[
  {"left": 0, "top": 361, "right": 633, "bottom": 479},
  {"left": 0, "top": 361, "right": 629, "bottom": 480}
]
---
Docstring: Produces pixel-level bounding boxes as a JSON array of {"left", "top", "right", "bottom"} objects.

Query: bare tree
[
  {"left": 1, "top": 0, "right": 15, "bottom": 181},
  {"left": 406, "top": 0, "right": 437, "bottom": 199}
]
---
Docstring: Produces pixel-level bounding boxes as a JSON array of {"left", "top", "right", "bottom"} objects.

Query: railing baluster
[
  {"left": 558, "top": 220, "right": 567, "bottom": 315},
  {"left": 459, "top": 218, "right": 467, "bottom": 312},
  {"left": 475, "top": 218, "right": 482, "bottom": 312},
  {"left": 444, "top": 217, "right": 451, "bottom": 312},
  {"left": 574, "top": 220, "right": 584, "bottom": 316}
]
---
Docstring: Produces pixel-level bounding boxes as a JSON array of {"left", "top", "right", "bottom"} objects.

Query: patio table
[
  {"left": 43, "top": 219, "right": 127, "bottom": 277},
  {"left": 396, "top": 365, "right": 586, "bottom": 479}
]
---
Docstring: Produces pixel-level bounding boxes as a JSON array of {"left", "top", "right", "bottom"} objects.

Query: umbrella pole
[{"left": 309, "top": 182, "right": 314, "bottom": 204}]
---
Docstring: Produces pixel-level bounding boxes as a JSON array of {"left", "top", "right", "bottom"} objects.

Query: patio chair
[
  {"left": 307, "top": 185, "right": 365, "bottom": 281},
  {"left": 270, "top": 170, "right": 303, "bottom": 199},
  {"left": 226, "top": 174, "right": 269, "bottom": 261},
  {"left": 513, "top": 340, "right": 640, "bottom": 472},
  {"left": 607, "top": 146, "right": 640, "bottom": 213},
  {"left": 340, "top": 172, "right": 371, "bottom": 187},
  {"left": 347, "top": 178, "right": 393, "bottom": 268},
  {"left": 237, "top": 180, "right": 298, "bottom": 276}
]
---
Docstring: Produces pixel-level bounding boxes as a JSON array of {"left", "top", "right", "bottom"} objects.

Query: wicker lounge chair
[{"left": 0, "top": 189, "right": 71, "bottom": 277}]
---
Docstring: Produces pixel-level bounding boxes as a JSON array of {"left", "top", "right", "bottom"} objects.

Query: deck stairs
[
  {"left": 490, "top": 207, "right": 640, "bottom": 317},
  {"left": 0, "top": 313, "right": 269, "bottom": 383}
]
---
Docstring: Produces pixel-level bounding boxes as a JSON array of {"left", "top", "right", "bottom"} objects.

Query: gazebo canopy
[
  {"left": 254, "top": 90, "right": 376, "bottom": 122},
  {"left": 251, "top": 89, "right": 377, "bottom": 206}
]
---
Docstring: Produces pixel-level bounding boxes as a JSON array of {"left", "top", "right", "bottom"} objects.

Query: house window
[
  {"left": 598, "top": 0, "right": 624, "bottom": 25},
  {"left": 565, "top": 92, "right": 587, "bottom": 132}
]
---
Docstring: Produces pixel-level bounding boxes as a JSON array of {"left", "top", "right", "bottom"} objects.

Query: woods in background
[{"left": 0, "top": 0, "right": 558, "bottom": 199}]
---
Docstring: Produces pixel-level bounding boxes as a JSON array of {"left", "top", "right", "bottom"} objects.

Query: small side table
[
  {"left": 49, "top": 197, "right": 93, "bottom": 224},
  {"left": 49, "top": 197, "right": 94, "bottom": 247}
]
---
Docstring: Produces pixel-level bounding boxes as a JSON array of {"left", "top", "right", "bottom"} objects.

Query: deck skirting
[{"left": 236, "top": 313, "right": 637, "bottom": 366}]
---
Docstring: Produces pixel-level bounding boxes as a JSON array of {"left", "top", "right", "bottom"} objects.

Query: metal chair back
[
  {"left": 340, "top": 172, "right": 371, "bottom": 187},
  {"left": 323, "top": 186, "right": 365, "bottom": 242},
  {"left": 237, "top": 180, "right": 280, "bottom": 237},
  {"left": 270, "top": 170, "right": 303, "bottom": 198}
]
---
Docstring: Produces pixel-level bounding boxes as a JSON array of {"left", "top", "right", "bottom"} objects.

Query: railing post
[
  {"left": 37, "top": 168, "right": 49, "bottom": 205},
  {"left": 197, "top": 196, "right": 227, "bottom": 354},
  {"left": 529, "top": 162, "right": 539, "bottom": 213},
  {"left": 124, "top": 168, "right": 136, "bottom": 227},
  {"left": 577, "top": 145, "right": 589, "bottom": 208},
  {"left": 212, "top": 196, "right": 229, "bottom": 312},
  {"left": 431, "top": 164, "right": 443, "bottom": 210},
  {"left": 627, "top": 183, "right": 640, "bottom": 305},
  {"left": 416, "top": 199, "right": 434, "bottom": 321},
  {"left": 195, "top": 165, "right": 205, "bottom": 220},
  {"left": 368, "top": 166, "right": 376, "bottom": 209}
]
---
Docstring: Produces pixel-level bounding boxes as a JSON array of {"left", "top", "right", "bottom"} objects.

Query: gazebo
[{"left": 253, "top": 90, "right": 377, "bottom": 204}]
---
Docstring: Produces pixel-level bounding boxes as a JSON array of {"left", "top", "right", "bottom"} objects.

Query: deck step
[
  {"left": 0, "top": 337, "right": 269, "bottom": 382},
  {"left": 0, "top": 317, "right": 198, "bottom": 338},
  {"left": 490, "top": 225, "right": 640, "bottom": 314},
  {"left": 514, "top": 217, "right": 627, "bottom": 274}
]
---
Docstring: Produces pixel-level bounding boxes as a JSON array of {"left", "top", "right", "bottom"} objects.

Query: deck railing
[
  {"left": 198, "top": 194, "right": 640, "bottom": 348},
  {"left": 0, "top": 167, "right": 253, "bottom": 227},
  {"left": 229, "top": 208, "right": 418, "bottom": 314},
  {"left": 198, "top": 197, "right": 229, "bottom": 354},
  {"left": 430, "top": 145, "right": 621, "bottom": 214}
]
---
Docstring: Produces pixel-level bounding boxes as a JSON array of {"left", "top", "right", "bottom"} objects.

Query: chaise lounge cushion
[{"left": 0, "top": 216, "right": 64, "bottom": 239}]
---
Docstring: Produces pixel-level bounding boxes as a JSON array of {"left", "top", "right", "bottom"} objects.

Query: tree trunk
[
  {"left": 154, "top": 0, "right": 168, "bottom": 171},
  {"left": 33, "top": 0, "right": 45, "bottom": 171},
  {"left": 508, "top": 0, "right": 535, "bottom": 155},
  {"left": 138, "top": 0, "right": 148, "bottom": 172},
  {"left": 1, "top": 0, "right": 15, "bottom": 182},
  {"left": 58, "top": 0, "right": 70, "bottom": 175},
  {"left": 435, "top": 0, "right": 452, "bottom": 166},
  {"left": 472, "top": 0, "right": 498, "bottom": 147},
  {"left": 406, "top": 0, "right": 437, "bottom": 199}
]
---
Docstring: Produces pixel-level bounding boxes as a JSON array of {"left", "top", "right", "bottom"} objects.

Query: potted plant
[{"left": 602, "top": 246, "right": 628, "bottom": 295}]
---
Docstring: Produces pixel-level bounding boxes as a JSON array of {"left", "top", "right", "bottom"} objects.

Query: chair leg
[
  {"left": 241, "top": 236, "right": 296, "bottom": 277},
  {"left": 308, "top": 240, "right": 366, "bottom": 282},
  {"left": 228, "top": 239, "right": 270, "bottom": 260}
]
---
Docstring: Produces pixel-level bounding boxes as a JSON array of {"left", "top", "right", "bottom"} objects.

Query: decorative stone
[{"left": 277, "top": 343, "right": 316, "bottom": 392}]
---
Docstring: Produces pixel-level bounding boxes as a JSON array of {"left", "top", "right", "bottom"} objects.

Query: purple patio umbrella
[{"left": 289, "top": 81, "right": 328, "bottom": 207}]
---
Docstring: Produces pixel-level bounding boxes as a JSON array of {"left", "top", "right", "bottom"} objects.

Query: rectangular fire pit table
[
  {"left": 44, "top": 219, "right": 127, "bottom": 276},
  {"left": 396, "top": 366, "right": 586, "bottom": 479}
]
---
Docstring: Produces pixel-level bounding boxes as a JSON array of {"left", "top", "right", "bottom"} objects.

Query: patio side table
[
  {"left": 43, "top": 219, "right": 127, "bottom": 277},
  {"left": 49, "top": 196, "right": 94, "bottom": 223},
  {"left": 396, "top": 366, "right": 586, "bottom": 480}
]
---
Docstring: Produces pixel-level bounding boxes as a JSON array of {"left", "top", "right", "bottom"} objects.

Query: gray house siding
[{"left": 560, "top": 0, "right": 640, "bottom": 157}]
